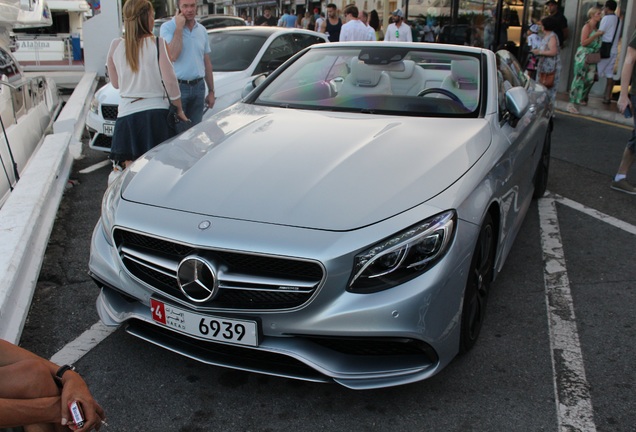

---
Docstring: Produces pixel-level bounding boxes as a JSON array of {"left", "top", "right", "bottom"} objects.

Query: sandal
[{"left": 566, "top": 103, "right": 579, "bottom": 114}]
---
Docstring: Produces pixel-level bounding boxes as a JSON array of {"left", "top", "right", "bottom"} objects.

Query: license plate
[
  {"left": 150, "top": 299, "right": 258, "bottom": 347},
  {"left": 103, "top": 122, "right": 115, "bottom": 136}
]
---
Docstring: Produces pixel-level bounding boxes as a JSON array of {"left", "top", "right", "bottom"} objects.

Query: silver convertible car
[{"left": 89, "top": 43, "right": 553, "bottom": 389}]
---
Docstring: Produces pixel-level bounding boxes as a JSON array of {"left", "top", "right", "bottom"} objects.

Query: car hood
[{"left": 122, "top": 105, "right": 491, "bottom": 231}]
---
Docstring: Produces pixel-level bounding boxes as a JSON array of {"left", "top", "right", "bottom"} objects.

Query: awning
[{"left": 46, "top": 0, "right": 90, "bottom": 12}]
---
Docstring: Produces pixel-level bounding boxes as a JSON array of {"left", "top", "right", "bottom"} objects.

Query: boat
[{"left": 0, "top": 0, "right": 61, "bottom": 208}]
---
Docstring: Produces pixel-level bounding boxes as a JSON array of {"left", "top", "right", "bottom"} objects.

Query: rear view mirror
[{"left": 241, "top": 74, "right": 267, "bottom": 98}]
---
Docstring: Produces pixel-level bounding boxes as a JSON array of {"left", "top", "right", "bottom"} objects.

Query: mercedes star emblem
[{"left": 176, "top": 256, "right": 218, "bottom": 303}]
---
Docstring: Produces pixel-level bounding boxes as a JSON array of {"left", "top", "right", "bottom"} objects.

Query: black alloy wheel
[{"left": 459, "top": 213, "right": 495, "bottom": 353}]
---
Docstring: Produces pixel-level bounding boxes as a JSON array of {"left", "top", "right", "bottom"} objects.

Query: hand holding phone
[
  {"left": 68, "top": 401, "right": 85, "bottom": 429},
  {"left": 625, "top": 105, "right": 632, "bottom": 119}
]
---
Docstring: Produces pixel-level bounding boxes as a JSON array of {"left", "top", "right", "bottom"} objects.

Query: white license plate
[
  {"left": 103, "top": 122, "right": 115, "bottom": 136},
  {"left": 150, "top": 299, "right": 258, "bottom": 347}
]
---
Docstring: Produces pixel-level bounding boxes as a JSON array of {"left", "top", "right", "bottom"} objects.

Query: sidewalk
[{"left": 555, "top": 92, "right": 632, "bottom": 127}]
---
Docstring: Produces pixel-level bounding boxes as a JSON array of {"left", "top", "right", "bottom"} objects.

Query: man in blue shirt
[
  {"left": 161, "top": 0, "right": 215, "bottom": 125},
  {"left": 278, "top": 8, "right": 298, "bottom": 27}
]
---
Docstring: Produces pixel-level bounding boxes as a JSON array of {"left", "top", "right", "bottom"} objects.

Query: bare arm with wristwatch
[{"left": 0, "top": 339, "right": 106, "bottom": 431}]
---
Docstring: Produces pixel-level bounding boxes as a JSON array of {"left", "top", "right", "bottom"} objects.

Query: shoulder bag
[
  {"left": 539, "top": 71, "right": 555, "bottom": 88},
  {"left": 585, "top": 51, "right": 601, "bottom": 64}
]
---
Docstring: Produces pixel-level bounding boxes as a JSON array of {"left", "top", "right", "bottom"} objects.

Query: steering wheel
[{"left": 417, "top": 88, "right": 463, "bottom": 105}]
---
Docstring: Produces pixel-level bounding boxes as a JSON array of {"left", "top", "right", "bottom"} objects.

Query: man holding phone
[{"left": 161, "top": 0, "right": 215, "bottom": 126}]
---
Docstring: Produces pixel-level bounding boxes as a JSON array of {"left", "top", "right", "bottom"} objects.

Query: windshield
[
  {"left": 208, "top": 33, "right": 268, "bottom": 72},
  {"left": 253, "top": 46, "right": 482, "bottom": 117}
]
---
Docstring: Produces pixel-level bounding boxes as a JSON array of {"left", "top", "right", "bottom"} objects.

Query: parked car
[
  {"left": 86, "top": 26, "right": 324, "bottom": 152},
  {"left": 89, "top": 44, "right": 553, "bottom": 389},
  {"left": 198, "top": 15, "right": 245, "bottom": 29}
]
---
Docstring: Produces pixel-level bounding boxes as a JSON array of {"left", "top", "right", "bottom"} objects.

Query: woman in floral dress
[
  {"left": 567, "top": 6, "right": 605, "bottom": 114},
  {"left": 532, "top": 16, "right": 561, "bottom": 106}
]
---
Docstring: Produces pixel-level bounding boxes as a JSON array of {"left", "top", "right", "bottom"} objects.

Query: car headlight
[
  {"left": 89, "top": 97, "right": 99, "bottom": 115},
  {"left": 100, "top": 170, "right": 125, "bottom": 245},
  {"left": 348, "top": 210, "right": 456, "bottom": 294}
]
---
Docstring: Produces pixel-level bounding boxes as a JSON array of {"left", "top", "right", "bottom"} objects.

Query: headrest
[
  {"left": 451, "top": 60, "right": 479, "bottom": 90},
  {"left": 389, "top": 60, "right": 415, "bottom": 79},
  {"left": 350, "top": 61, "right": 383, "bottom": 87}
]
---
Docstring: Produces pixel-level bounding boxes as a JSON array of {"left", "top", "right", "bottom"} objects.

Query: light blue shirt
[
  {"left": 282, "top": 13, "right": 297, "bottom": 28},
  {"left": 160, "top": 18, "right": 211, "bottom": 81}
]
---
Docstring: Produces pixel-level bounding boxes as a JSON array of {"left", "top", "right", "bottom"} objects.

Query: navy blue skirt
[{"left": 110, "top": 108, "right": 174, "bottom": 162}]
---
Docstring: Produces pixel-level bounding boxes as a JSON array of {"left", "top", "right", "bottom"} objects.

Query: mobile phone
[
  {"left": 68, "top": 401, "right": 85, "bottom": 429},
  {"left": 625, "top": 105, "right": 632, "bottom": 119}
]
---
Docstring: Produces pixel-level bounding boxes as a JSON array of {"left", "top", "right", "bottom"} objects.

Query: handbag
[
  {"left": 539, "top": 71, "right": 556, "bottom": 88},
  {"left": 585, "top": 52, "right": 601, "bottom": 64},
  {"left": 600, "top": 42, "right": 612, "bottom": 58}
]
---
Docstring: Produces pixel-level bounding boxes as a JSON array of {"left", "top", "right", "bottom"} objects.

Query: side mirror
[
  {"left": 241, "top": 74, "right": 267, "bottom": 98},
  {"left": 505, "top": 86, "right": 529, "bottom": 119}
]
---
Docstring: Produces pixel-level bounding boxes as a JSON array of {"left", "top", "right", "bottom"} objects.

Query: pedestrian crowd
[{"left": 523, "top": 0, "right": 633, "bottom": 194}]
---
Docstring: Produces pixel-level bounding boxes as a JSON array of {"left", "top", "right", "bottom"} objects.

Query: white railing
[{"left": 0, "top": 72, "right": 97, "bottom": 343}]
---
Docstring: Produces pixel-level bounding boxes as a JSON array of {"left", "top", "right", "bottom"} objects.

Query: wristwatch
[{"left": 54, "top": 364, "right": 76, "bottom": 388}]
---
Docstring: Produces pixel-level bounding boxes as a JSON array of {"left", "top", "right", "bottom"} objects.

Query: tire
[
  {"left": 532, "top": 129, "right": 551, "bottom": 199},
  {"left": 459, "top": 213, "right": 495, "bottom": 354}
]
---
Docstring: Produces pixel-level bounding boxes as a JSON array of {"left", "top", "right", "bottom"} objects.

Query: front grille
[
  {"left": 91, "top": 134, "right": 112, "bottom": 150},
  {"left": 114, "top": 229, "right": 324, "bottom": 311},
  {"left": 101, "top": 104, "right": 118, "bottom": 120}
]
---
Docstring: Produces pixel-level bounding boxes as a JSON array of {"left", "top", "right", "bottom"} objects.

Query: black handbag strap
[
  {"left": 608, "top": 15, "right": 619, "bottom": 45},
  {"left": 156, "top": 37, "right": 172, "bottom": 103}
]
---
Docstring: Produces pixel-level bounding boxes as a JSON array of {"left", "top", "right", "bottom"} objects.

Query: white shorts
[{"left": 597, "top": 52, "right": 617, "bottom": 78}]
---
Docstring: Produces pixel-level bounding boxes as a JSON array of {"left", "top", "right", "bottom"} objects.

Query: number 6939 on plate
[{"left": 150, "top": 298, "right": 259, "bottom": 347}]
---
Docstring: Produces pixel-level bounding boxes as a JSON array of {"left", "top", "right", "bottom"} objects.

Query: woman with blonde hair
[
  {"left": 566, "top": 6, "right": 604, "bottom": 114},
  {"left": 107, "top": 0, "right": 187, "bottom": 180}
]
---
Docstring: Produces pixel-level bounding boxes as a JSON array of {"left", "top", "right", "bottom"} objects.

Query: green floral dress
[{"left": 569, "top": 30, "right": 602, "bottom": 104}]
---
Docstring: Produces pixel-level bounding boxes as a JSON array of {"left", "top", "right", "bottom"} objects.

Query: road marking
[
  {"left": 49, "top": 321, "right": 117, "bottom": 365},
  {"left": 538, "top": 196, "right": 596, "bottom": 432},
  {"left": 558, "top": 110, "right": 633, "bottom": 130},
  {"left": 79, "top": 159, "right": 111, "bottom": 174},
  {"left": 553, "top": 193, "right": 636, "bottom": 235}
]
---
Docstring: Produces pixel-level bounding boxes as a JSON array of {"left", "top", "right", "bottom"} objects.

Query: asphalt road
[{"left": 18, "top": 111, "right": 636, "bottom": 431}]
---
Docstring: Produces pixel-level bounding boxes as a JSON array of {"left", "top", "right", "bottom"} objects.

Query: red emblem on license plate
[{"left": 150, "top": 299, "right": 166, "bottom": 324}]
